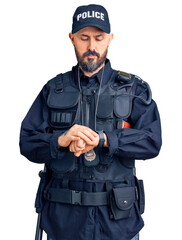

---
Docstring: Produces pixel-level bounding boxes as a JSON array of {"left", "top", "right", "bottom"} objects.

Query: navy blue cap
[{"left": 72, "top": 4, "right": 110, "bottom": 34}]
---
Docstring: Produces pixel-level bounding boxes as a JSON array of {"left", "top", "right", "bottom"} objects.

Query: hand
[
  {"left": 70, "top": 133, "right": 108, "bottom": 157},
  {"left": 69, "top": 139, "right": 86, "bottom": 154},
  {"left": 58, "top": 124, "right": 98, "bottom": 148},
  {"left": 70, "top": 134, "right": 100, "bottom": 157}
]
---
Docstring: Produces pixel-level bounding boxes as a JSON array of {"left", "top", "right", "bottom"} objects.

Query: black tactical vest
[{"left": 46, "top": 70, "right": 144, "bottom": 181}]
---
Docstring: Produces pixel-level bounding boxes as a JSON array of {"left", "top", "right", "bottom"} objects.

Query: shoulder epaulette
[
  {"left": 118, "top": 71, "right": 131, "bottom": 79},
  {"left": 116, "top": 71, "right": 132, "bottom": 83}
]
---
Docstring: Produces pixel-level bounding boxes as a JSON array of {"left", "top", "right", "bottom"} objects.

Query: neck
[{"left": 79, "top": 63, "right": 105, "bottom": 77}]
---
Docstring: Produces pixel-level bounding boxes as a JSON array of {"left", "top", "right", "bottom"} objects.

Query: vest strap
[
  {"left": 44, "top": 188, "right": 108, "bottom": 206},
  {"left": 54, "top": 72, "right": 73, "bottom": 92}
]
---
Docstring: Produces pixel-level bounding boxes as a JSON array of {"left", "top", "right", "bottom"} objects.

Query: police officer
[{"left": 20, "top": 4, "right": 162, "bottom": 240}]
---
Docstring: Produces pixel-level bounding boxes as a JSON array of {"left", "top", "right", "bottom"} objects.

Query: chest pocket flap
[
  {"left": 47, "top": 87, "right": 80, "bottom": 109},
  {"left": 47, "top": 87, "right": 80, "bottom": 129}
]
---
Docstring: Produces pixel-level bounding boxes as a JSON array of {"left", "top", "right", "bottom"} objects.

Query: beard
[{"left": 74, "top": 47, "right": 108, "bottom": 73}]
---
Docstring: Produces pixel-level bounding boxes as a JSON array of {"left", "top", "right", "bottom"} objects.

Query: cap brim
[{"left": 72, "top": 22, "right": 110, "bottom": 34}]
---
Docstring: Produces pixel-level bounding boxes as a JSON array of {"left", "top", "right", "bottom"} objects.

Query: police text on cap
[{"left": 77, "top": 11, "right": 105, "bottom": 22}]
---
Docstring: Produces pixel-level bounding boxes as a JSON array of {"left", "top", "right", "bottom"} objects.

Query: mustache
[{"left": 82, "top": 50, "right": 100, "bottom": 58}]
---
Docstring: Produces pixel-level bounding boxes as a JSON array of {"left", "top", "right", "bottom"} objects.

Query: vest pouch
[
  {"left": 114, "top": 94, "right": 132, "bottom": 120},
  {"left": 47, "top": 87, "right": 80, "bottom": 129},
  {"left": 135, "top": 178, "right": 145, "bottom": 214},
  {"left": 35, "top": 171, "right": 48, "bottom": 213},
  {"left": 96, "top": 94, "right": 114, "bottom": 131},
  {"left": 110, "top": 187, "right": 136, "bottom": 220}
]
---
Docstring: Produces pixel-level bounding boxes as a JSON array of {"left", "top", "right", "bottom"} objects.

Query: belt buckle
[{"left": 71, "top": 190, "right": 81, "bottom": 205}]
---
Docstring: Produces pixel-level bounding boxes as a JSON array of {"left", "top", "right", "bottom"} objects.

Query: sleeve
[
  {"left": 19, "top": 84, "right": 67, "bottom": 164},
  {"left": 104, "top": 80, "right": 162, "bottom": 160}
]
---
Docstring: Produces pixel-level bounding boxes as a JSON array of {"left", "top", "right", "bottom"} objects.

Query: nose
[{"left": 88, "top": 39, "right": 96, "bottom": 52}]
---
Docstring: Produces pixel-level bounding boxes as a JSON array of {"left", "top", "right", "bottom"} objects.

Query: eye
[
  {"left": 81, "top": 37, "right": 88, "bottom": 41},
  {"left": 96, "top": 36, "right": 104, "bottom": 41}
]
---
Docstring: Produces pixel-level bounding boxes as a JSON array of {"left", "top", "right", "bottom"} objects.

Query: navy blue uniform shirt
[
  {"left": 20, "top": 59, "right": 162, "bottom": 240},
  {"left": 20, "top": 59, "right": 161, "bottom": 164}
]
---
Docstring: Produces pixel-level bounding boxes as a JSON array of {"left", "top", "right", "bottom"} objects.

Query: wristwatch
[{"left": 97, "top": 130, "right": 105, "bottom": 148}]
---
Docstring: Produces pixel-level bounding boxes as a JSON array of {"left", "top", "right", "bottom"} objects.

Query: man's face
[{"left": 69, "top": 27, "right": 113, "bottom": 73}]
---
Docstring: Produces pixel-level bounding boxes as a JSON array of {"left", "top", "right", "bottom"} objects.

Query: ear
[
  {"left": 69, "top": 33, "right": 75, "bottom": 46},
  {"left": 108, "top": 33, "right": 114, "bottom": 46}
]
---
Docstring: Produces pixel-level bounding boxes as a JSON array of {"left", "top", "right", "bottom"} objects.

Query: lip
[{"left": 87, "top": 55, "right": 95, "bottom": 58}]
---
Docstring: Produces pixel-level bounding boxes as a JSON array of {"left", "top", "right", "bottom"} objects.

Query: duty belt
[{"left": 44, "top": 188, "right": 108, "bottom": 206}]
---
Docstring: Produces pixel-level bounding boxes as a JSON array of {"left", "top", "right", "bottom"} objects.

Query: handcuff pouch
[{"left": 110, "top": 187, "right": 136, "bottom": 220}]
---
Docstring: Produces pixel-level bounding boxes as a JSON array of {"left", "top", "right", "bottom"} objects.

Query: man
[{"left": 20, "top": 4, "right": 162, "bottom": 240}]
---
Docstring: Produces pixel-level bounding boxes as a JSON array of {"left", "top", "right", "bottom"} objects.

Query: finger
[
  {"left": 74, "top": 150, "right": 82, "bottom": 157},
  {"left": 82, "top": 126, "right": 98, "bottom": 137},
  {"left": 69, "top": 141, "right": 77, "bottom": 152},
  {"left": 73, "top": 141, "right": 78, "bottom": 152},
  {"left": 75, "top": 145, "right": 85, "bottom": 151},
  {"left": 70, "top": 136, "right": 80, "bottom": 141},
  {"left": 72, "top": 124, "right": 96, "bottom": 136},
  {"left": 72, "top": 126, "right": 97, "bottom": 141},
  {"left": 69, "top": 144, "right": 73, "bottom": 152},
  {"left": 70, "top": 141, "right": 77, "bottom": 152},
  {"left": 77, "top": 132, "right": 96, "bottom": 145},
  {"left": 75, "top": 144, "right": 85, "bottom": 151},
  {"left": 81, "top": 147, "right": 94, "bottom": 154},
  {"left": 70, "top": 140, "right": 85, "bottom": 153},
  {"left": 81, "top": 128, "right": 98, "bottom": 140},
  {"left": 76, "top": 139, "right": 86, "bottom": 148}
]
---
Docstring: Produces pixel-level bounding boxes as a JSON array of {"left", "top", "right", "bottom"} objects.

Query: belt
[{"left": 44, "top": 188, "right": 108, "bottom": 206}]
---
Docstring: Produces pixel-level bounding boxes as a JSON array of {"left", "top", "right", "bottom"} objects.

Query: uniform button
[{"left": 123, "top": 200, "right": 128, "bottom": 205}]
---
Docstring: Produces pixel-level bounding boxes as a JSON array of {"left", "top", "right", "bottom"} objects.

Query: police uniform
[{"left": 19, "top": 4, "right": 162, "bottom": 240}]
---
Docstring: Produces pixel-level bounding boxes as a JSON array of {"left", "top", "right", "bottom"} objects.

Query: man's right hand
[{"left": 58, "top": 124, "right": 98, "bottom": 148}]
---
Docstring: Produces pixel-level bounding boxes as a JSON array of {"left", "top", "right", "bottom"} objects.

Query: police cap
[{"left": 72, "top": 4, "right": 110, "bottom": 34}]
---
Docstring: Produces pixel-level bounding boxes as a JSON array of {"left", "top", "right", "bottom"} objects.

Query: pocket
[
  {"left": 96, "top": 94, "right": 114, "bottom": 131},
  {"left": 114, "top": 94, "right": 132, "bottom": 119},
  {"left": 47, "top": 88, "right": 80, "bottom": 129},
  {"left": 96, "top": 93, "right": 132, "bottom": 131},
  {"left": 138, "top": 180, "right": 145, "bottom": 214},
  {"left": 110, "top": 187, "right": 136, "bottom": 220}
]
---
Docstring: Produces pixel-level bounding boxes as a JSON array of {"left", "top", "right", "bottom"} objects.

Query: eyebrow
[
  {"left": 95, "top": 34, "right": 103, "bottom": 37},
  {"left": 80, "top": 34, "right": 89, "bottom": 37},
  {"left": 79, "top": 33, "right": 104, "bottom": 37}
]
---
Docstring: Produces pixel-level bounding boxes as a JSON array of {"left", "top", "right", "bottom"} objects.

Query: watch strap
[{"left": 97, "top": 130, "right": 105, "bottom": 148}]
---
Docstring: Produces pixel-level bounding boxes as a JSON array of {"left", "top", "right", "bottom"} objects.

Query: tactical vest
[{"left": 46, "top": 70, "right": 151, "bottom": 181}]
